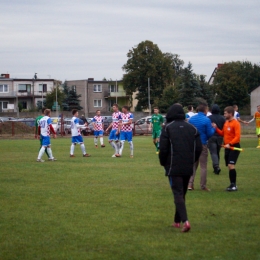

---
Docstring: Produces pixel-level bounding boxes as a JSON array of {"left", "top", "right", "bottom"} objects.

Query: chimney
[
  {"left": 1, "top": 74, "right": 10, "bottom": 78},
  {"left": 217, "top": 64, "right": 223, "bottom": 69}
]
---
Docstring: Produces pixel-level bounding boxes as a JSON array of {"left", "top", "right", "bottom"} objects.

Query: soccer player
[
  {"left": 92, "top": 110, "right": 105, "bottom": 148},
  {"left": 36, "top": 109, "right": 57, "bottom": 162},
  {"left": 233, "top": 105, "right": 247, "bottom": 124},
  {"left": 246, "top": 105, "right": 260, "bottom": 148},
  {"left": 185, "top": 105, "right": 195, "bottom": 121},
  {"left": 35, "top": 107, "right": 50, "bottom": 158},
  {"left": 70, "top": 109, "right": 90, "bottom": 157},
  {"left": 212, "top": 106, "right": 241, "bottom": 191},
  {"left": 117, "top": 106, "right": 134, "bottom": 158},
  {"left": 105, "top": 103, "right": 121, "bottom": 157},
  {"left": 148, "top": 107, "right": 164, "bottom": 154}
]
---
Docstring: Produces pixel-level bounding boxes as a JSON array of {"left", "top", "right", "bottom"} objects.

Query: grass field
[{"left": 0, "top": 136, "right": 260, "bottom": 260}]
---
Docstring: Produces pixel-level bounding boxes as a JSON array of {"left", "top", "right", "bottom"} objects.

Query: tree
[
  {"left": 122, "top": 40, "right": 175, "bottom": 109},
  {"left": 156, "top": 85, "right": 179, "bottom": 113},
  {"left": 212, "top": 62, "right": 253, "bottom": 110},
  {"left": 197, "top": 75, "right": 214, "bottom": 106},
  {"left": 45, "top": 81, "right": 64, "bottom": 110},
  {"left": 177, "top": 62, "right": 202, "bottom": 107},
  {"left": 62, "top": 82, "right": 83, "bottom": 111}
]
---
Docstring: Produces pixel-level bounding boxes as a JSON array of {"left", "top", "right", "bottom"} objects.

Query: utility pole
[{"left": 148, "top": 78, "right": 151, "bottom": 115}]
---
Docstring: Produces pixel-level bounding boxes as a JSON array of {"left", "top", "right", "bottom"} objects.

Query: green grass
[{"left": 0, "top": 136, "right": 260, "bottom": 260}]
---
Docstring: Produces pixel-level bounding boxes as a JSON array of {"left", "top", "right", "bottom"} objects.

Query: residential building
[
  {"left": 208, "top": 64, "right": 224, "bottom": 85},
  {"left": 250, "top": 86, "right": 260, "bottom": 116},
  {"left": 0, "top": 73, "right": 56, "bottom": 112},
  {"left": 65, "top": 78, "right": 130, "bottom": 116}
]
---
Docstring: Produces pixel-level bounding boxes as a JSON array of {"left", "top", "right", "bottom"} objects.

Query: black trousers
[{"left": 168, "top": 175, "right": 190, "bottom": 223}]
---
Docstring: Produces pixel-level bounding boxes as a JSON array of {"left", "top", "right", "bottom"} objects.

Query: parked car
[
  {"left": 50, "top": 117, "right": 60, "bottom": 132},
  {"left": 134, "top": 116, "right": 166, "bottom": 135}
]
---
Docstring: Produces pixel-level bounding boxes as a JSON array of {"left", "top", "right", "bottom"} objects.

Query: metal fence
[{"left": 0, "top": 120, "right": 256, "bottom": 138}]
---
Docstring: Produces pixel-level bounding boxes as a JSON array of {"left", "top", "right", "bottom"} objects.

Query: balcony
[{"left": 104, "top": 91, "right": 129, "bottom": 99}]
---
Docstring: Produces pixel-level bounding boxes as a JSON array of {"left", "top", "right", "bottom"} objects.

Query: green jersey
[
  {"left": 35, "top": 115, "right": 44, "bottom": 135},
  {"left": 151, "top": 114, "right": 164, "bottom": 132}
]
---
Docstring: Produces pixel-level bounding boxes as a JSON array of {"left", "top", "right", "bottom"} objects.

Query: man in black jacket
[
  {"left": 208, "top": 104, "right": 226, "bottom": 174},
  {"left": 159, "top": 104, "right": 202, "bottom": 232}
]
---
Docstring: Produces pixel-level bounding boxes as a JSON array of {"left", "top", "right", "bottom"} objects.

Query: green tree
[
  {"left": 177, "top": 62, "right": 201, "bottom": 106},
  {"left": 122, "top": 40, "right": 174, "bottom": 109},
  {"left": 212, "top": 62, "right": 252, "bottom": 110},
  {"left": 62, "top": 82, "right": 83, "bottom": 111},
  {"left": 198, "top": 75, "right": 214, "bottom": 106},
  {"left": 45, "top": 81, "right": 64, "bottom": 110},
  {"left": 156, "top": 85, "right": 179, "bottom": 113}
]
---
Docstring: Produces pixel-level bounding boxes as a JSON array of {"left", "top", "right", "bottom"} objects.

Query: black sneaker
[
  {"left": 226, "top": 183, "right": 238, "bottom": 192},
  {"left": 214, "top": 167, "right": 221, "bottom": 175}
]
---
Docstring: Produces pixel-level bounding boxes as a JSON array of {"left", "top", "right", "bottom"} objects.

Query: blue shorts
[
  {"left": 120, "top": 131, "right": 133, "bottom": 142},
  {"left": 94, "top": 130, "right": 104, "bottom": 137},
  {"left": 72, "top": 136, "right": 84, "bottom": 144},
  {"left": 109, "top": 129, "right": 119, "bottom": 141},
  {"left": 41, "top": 135, "right": 51, "bottom": 146}
]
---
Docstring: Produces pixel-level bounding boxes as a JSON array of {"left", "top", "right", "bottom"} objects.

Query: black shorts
[{"left": 224, "top": 143, "right": 240, "bottom": 166}]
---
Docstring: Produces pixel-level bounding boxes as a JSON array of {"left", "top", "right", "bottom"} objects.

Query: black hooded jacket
[
  {"left": 159, "top": 104, "right": 202, "bottom": 176},
  {"left": 208, "top": 105, "right": 226, "bottom": 137}
]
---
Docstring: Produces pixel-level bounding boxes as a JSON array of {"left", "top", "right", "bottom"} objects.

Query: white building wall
[{"left": 250, "top": 86, "right": 260, "bottom": 115}]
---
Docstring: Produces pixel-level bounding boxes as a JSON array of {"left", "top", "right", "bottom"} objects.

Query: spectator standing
[
  {"left": 188, "top": 104, "right": 215, "bottom": 191},
  {"left": 208, "top": 104, "right": 226, "bottom": 174},
  {"left": 159, "top": 104, "right": 202, "bottom": 232}
]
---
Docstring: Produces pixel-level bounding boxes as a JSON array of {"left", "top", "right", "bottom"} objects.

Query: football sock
[
  {"left": 119, "top": 141, "right": 125, "bottom": 155},
  {"left": 47, "top": 147, "right": 54, "bottom": 159},
  {"left": 110, "top": 141, "right": 116, "bottom": 153},
  {"left": 70, "top": 144, "right": 75, "bottom": 155},
  {"left": 45, "top": 148, "right": 50, "bottom": 158},
  {"left": 116, "top": 141, "right": 120, "bottom": 154},
  {"left": 100, "top": 137, "right": 104, "bottom": 145},
  {"left": 156, "top": 141, "right": 159, "bottom": 151},
  {"left": 80, "top": 144, "right": 86, "bottom": 155},
  {"left": 129, "top": 141, "right": 134, "bottom": 156},
  {"left": 38, "top": 146, "right": 46, "bottom": 159},
  {"left": 229, "top": 169, "right": 236, "bottom": 185},
  {"left": 94, "top": 137, "right": 98, "bottom": 146}
]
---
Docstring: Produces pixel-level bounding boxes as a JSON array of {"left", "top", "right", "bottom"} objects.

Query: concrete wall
[{"left": 251, "top": 86, "right": 260, "bottom": 115}]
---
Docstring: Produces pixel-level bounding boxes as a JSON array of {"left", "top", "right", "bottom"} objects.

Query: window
[
  {"left": 39, "top": 84, "right": 47, "bottom": 92},
  {"left": 0, "top": 85, "right": 8, "bottom": 93},
  {"left": 18, "top": 84, "right": 31, "bottom": 93},
  {"left": 94, "top": 84, "right": 102, "bottom": 92},
  {"left": 94, "top": 99, "right": 102, "bottom": 107},
  {"left": 2, "top": 101, "right": 8, "bottom": 109},
  {"left": 21, "top": 101, "right": 27, "bottom": 109},
  {"left": 110, "top": 85, "right": 118, "bottom": 93},
  {"left": 72, "top": 85, "right": 76, "bottom": 92}
]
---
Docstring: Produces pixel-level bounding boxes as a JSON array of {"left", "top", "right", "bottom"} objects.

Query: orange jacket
[
  {"left": 254, "top": 112, "right": 260, "bottom": 128},
  {"left": 216, "top": 119, "right": 240, "bottom": 145}
]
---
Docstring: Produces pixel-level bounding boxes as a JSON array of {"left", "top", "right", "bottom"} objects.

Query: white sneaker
[
  {"left": 112, "top": 154, "right": 116, "bottom": 157},
  {"left": 48, "top": 158, "right": 57, "bottom": 161},
  {"left": 37, "top": 159, "right": 45, "bottom": 162}
]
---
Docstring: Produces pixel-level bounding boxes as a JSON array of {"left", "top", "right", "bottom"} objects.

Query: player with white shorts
[
  {"left": 105, "top": 103, "right": 121, "bottom": 157},
  {"left": 70, "top": 109, "right": 90, "bottom": 157}
]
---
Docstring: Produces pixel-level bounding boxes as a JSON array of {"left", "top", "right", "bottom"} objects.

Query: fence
[{"left": 0, "top": 120, "right": 257, "bottom": 138}]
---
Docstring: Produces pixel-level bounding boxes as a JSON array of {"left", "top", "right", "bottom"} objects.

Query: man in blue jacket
[{"left": 188, "top": 103, "right": 215, "bottom": 191}]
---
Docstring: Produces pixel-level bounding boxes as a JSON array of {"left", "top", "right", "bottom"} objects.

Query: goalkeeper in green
[
  {"left": 35, "top": 107, "right": 50, "bottom": 158},
  {"left": 149, "top": 107, "right": 164, "bottom": 154}
]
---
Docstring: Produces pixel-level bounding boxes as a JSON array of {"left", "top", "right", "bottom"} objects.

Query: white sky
[{"left": 1, "top": 0, "right": 259, "bottom": 82}]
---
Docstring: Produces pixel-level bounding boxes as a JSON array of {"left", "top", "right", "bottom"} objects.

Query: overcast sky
[{"left": 1, "top": 0, "right": 259, "bottom": 82}]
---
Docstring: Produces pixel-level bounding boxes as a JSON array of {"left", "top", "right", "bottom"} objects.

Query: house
[
  {"left": 0, "top": 73, "right": 57, "bottom": 112},
  {"left": 65, "top": 78, "right": 130, "bottom": 116},
  {"left": 250, "top": 86, "right": 260, "bottom": 115},
  {"left": 208, "top": 64, "right": 224, "bottom": 85}
]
